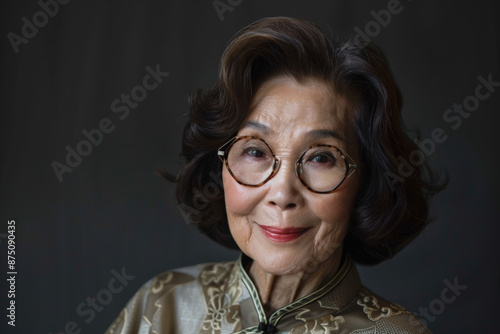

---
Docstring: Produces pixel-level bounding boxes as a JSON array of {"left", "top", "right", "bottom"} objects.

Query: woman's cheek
[
  {"left": 311, "top": 195, "right": 354, "bottom": 251},
  {"left": 315, "top": 192, "right": 353, "bottom": 222},
  {"left": 222, "top": 168, "right": 264, "bottom": 216},
  {"left": 222, "top": 170, "right": 261, "bottom": 251}
]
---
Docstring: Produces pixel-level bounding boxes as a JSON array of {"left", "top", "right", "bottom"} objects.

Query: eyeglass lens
[{"left": 225, "top": 137, "right": 348, "bottom": 192}]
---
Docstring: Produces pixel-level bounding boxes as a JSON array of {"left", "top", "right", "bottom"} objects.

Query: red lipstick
[{"left": 258, "top": 225, "right": 310, "bottom": 242}]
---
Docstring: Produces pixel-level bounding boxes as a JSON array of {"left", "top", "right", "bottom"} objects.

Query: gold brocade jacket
[{"left": 105, "top": 254, "right": 431, "bottom": 334}]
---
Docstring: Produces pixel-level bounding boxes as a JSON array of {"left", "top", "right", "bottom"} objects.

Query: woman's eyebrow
[
  {"left": 307, "top": 129, "right": 344, "bottom": 141},
  {"left": 241, "top": 120, "right": 272, "bottom": 133},
  {"left": 242, "top": 121, "right": 343, "bottom": 141}
]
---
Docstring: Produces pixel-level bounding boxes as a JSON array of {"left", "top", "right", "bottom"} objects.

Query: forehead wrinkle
[
  {"left": 243, "top": 76, "right": 354, "bottom": 151},
  {"left": 240, "top": 120, "right": 273, "bottom": 134},
  {"left": 306, "top": 129, "right": 344, "bottom": 142},
  {"left": 242, "top": 111, "right": 347, "bottom": 148}
]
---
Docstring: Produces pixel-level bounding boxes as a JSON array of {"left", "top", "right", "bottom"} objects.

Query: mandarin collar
[{"left": 236, "top": 252, "right": 358, "bottom": 333}]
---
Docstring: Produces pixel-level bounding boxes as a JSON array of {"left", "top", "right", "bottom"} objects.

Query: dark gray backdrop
[{"left": 1, "top": 0, "right": 499, "bottom": 333}]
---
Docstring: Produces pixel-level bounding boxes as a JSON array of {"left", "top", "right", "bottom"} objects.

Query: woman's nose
[{"left": 264, "top": 160, "right": 304, "bottom": 210}]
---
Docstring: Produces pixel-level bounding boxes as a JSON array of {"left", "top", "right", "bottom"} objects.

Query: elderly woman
[{"left": 106, "top": 17, "right": 441, "bottom": 333}]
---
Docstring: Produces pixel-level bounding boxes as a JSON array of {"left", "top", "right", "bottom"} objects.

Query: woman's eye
[
  {"left": 309, "top": 153, "right": 336, "bottom": 164},
  {"left": 245, "top": 148, "right": 266, "bottom": 158}
]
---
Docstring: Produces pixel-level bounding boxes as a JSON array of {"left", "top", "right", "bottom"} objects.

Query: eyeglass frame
[{"left": 217, "top": 135, "right": 358, "bottom": 194}]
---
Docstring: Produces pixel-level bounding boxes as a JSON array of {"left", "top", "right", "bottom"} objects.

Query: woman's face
[{"left": 223, "top": 76, "right": 361, "bottom": 276}]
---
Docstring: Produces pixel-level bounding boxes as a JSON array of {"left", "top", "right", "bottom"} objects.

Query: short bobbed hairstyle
[{"left": 175, "top": 17, "right": 443, "bottom": 265}]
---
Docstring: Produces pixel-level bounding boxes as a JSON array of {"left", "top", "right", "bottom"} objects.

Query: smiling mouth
[{"left": 258, "top": 225, "right": 311, "bottom": 243}]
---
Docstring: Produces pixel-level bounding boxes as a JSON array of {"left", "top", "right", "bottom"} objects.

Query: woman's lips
[{"left": 258, "top": 225, "right": 310, "bottom": 242}]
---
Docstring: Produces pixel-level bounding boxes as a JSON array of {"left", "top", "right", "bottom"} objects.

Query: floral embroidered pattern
[
  {"left": 201, "top": 263, "right": 232, "bottom": 285},
  {"left": 356, "top": 290, "right": 409, "bottom": 321},
  {"left": 200, "top": 263, "right": 242, "bottom": 334},
  {"left": 291, "top": 312, "right": 345, "bottom": 334},
  {"left": 151, "top": 272, "right": 174, "bottom": 294}
]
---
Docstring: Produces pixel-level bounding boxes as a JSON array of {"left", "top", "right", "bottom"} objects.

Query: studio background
[{"left": 1, "top": 0, "right": 499, "bottom": 333}]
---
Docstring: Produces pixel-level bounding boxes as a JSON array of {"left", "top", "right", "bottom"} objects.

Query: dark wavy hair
[{"left": 174, "top": 16, "right": 444, "bottom": 265}]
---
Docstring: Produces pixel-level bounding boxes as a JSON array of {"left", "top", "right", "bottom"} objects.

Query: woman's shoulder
[
  {"left": 133, "top": 260, "right": 239, "bottom": 300},
  {"left": 105, "top": 260, "right": 239, "bottom": 334},
  {"left": 348, "top": 285, "right": 432, "bottom": 334},
  {"left": 283, "top": 262, "right": 432, "bottom": 333}
]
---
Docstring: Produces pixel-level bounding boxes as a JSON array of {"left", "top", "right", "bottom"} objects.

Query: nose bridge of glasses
[
  {"left": 276, "top": 154, "right": 300, "bottom": 162},
  {"left": 271, "top": 154, "right": 302, "bottom": 181}
]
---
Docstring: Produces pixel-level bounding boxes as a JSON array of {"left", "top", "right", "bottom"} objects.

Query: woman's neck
[{"left": 248, "top": 251, "right": 343, "bottom": 316}]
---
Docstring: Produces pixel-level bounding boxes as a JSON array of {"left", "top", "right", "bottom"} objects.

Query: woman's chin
[
  {"left": 250, "top": 250, "right": 315, "bottom": 277},
  {"left": 247, "top": 238, "right": 342, "bottom": 278}
]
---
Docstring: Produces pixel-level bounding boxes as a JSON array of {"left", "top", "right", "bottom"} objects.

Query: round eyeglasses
[{"left": 217, "top": 136, "right": 358, "bottom": 194}]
